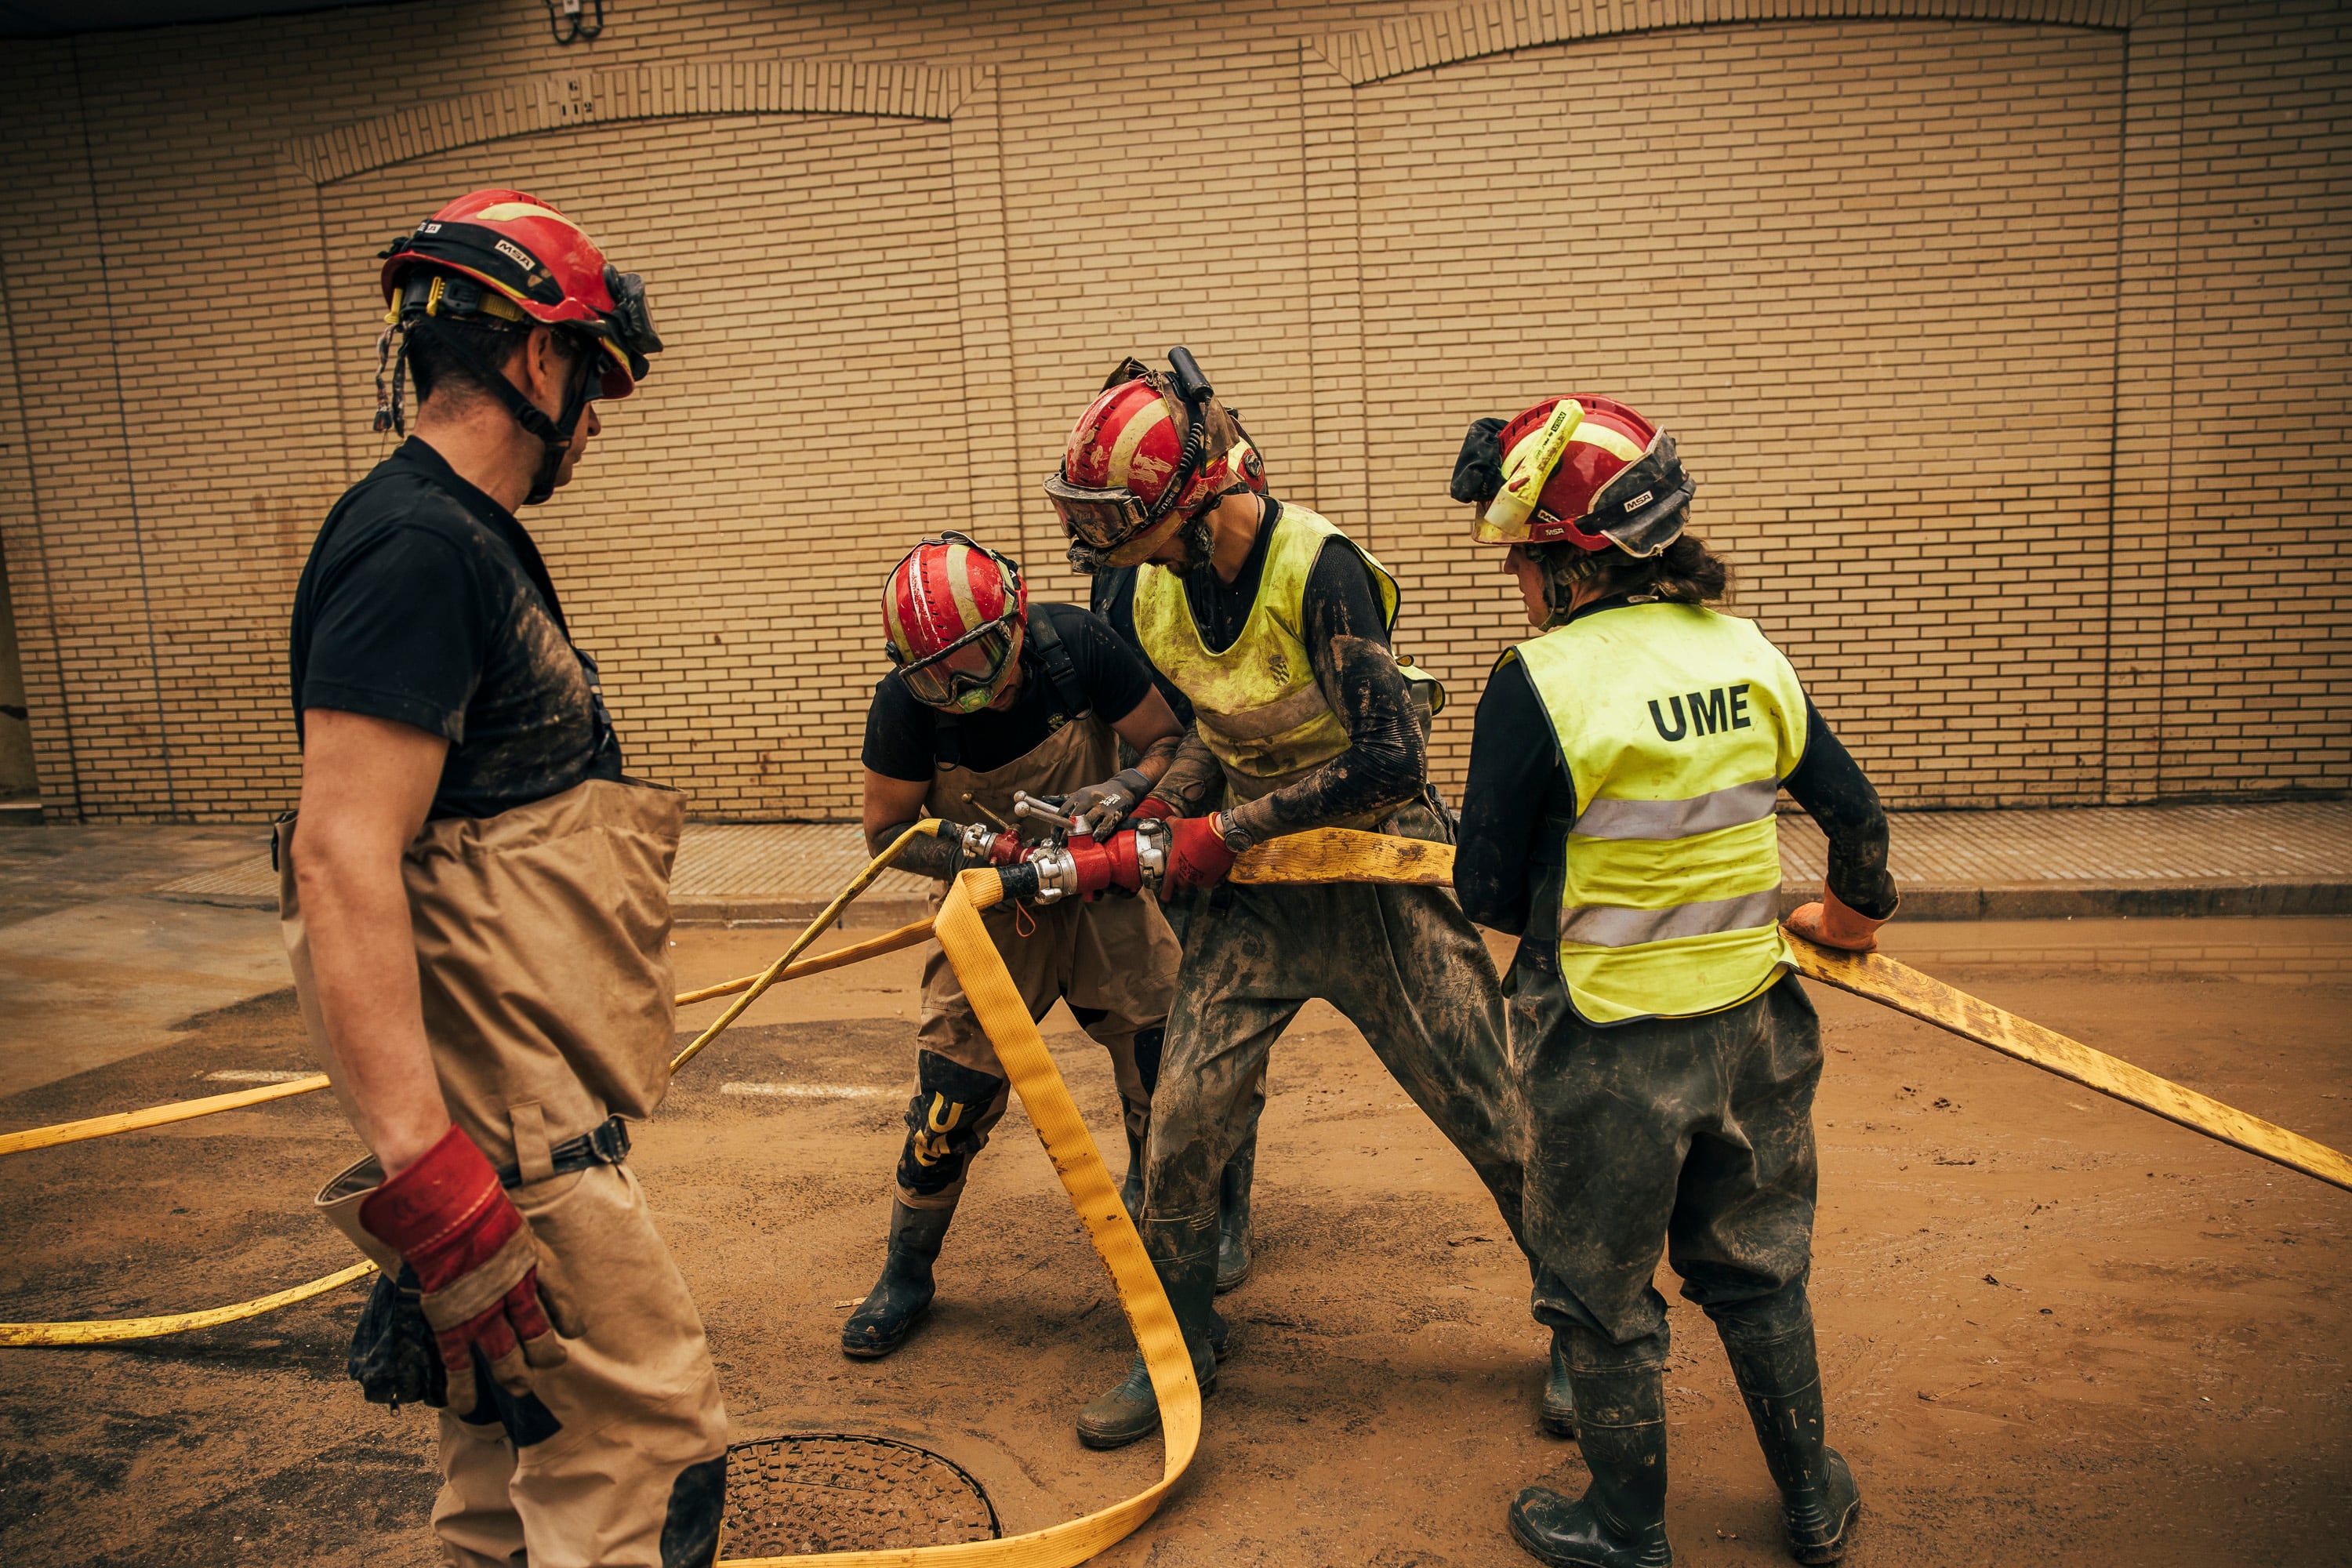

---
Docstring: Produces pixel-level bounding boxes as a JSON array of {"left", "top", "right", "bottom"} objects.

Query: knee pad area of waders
[
  {"left": 660, "top": 1454, "right": 728, "bottom": 1568},
  {"left": 896, "top": 1052, "right": 1009, "bottom": 1199}
]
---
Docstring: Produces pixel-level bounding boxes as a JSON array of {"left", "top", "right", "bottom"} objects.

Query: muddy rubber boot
[
  {"left": 840, "top": 1200, "right": 954, "bottom": 1360},
  {"left": 1214, "top": 1131, "right": 1256, "bottom": 1294},
  {"left": 1541, "top": 1329, "right": 1579, "bottom": 1438},
  {"left": 1119, "top": 1123, "right": 1147, "bottom": 1228},
  {"left": 1507, "top": 1361, "right": 1671, "bottom": 1567},
  {"left": 1076, "top": 1215, "right": 1222, "bottom": 1450},
  {"left": 1721, "top": 1323, "right": 1860, "bottom": 1564}
]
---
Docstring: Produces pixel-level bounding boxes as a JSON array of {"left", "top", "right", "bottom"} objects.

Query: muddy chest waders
[
  {"left": 1504, "top": 607, "right": 1860, "bottom": 1567},
  {"left": 282, "top": 778, "right": 731, "bottom": 1568},
  {"left": 844, "top": 617, "right": 1180, "bottom": 1359},
  {"left": 1080, "top": 505, "right": 1534, "bottom": 1450}
]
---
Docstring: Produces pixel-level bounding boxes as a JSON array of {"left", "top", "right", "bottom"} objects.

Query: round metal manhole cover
[{"left": 723, "top": 1433, "right": 1000, "bottom": 1555}]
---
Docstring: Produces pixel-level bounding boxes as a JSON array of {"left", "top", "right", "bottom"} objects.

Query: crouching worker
[
  {"left": 1452, "top": 397, "right": 1896, "bottom": 1567},
  {"left": 845, "top": 533, "right": 1186, "bottom": 1359},
  {"left": 282, "top": 190, "right": 728, "bottom": 1567},
  {"left": 1048, "top": 350, "right": 1534, "bottom": 1450}
]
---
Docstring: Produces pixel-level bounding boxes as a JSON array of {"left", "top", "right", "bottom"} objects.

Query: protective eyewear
[
  {"left": 889, "top": 617, "right": 1018, "bottom": 712},
  {"left": 1043, "top": 473, "right": 1162, "bottom": 550}
]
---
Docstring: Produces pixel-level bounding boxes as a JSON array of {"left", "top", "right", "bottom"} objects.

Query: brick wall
[{"left": 0, "top": 0, "right": 2342, "bottom": 822}]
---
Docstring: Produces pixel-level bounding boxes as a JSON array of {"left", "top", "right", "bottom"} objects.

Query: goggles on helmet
[{"left": 1042, "top": 473, "right": 1163, "bottom": 551}]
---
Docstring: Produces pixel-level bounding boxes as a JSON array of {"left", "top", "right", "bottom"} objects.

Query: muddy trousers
[
  {"left": 897, "top": 891, "right": 1169, "bottom": 1209},
  {"left": 1142, "top": 879, "right": 1531, "bottom": 1316},
  {"left": 430, "top": 1163, "right": 731, "bottom": 1568},
  {"left": 1514, "top": 964, "right": 1824, "bottom": 1359}
]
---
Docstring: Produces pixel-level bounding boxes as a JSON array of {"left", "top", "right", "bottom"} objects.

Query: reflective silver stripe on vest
[
  {"left": 1559, "top": 889, "right": 1783, "bottom": 949},
  {"left": 1195, "top": 680, "right": 1330, "bottom": 745},
  {"left": 1571, "top": 777, "right": 1781, "bottom": 842}
]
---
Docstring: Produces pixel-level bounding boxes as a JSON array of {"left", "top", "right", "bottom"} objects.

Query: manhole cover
[{"left": 723, "top": 1433, "right": 1000, "bottom": 1555}]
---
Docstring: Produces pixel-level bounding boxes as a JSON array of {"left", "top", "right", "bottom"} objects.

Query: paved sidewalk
[{"left": 14, "top": 798, "right": 2346, "bottom": 927}]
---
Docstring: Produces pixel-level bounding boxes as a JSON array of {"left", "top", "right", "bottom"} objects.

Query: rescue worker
[
  {"left": 1450, "top": 397, "right": 1896, "bottom": 1566},
  {"left": 1047, "top": 350, "right": 1534, "bottom": 1449},
  {"left": 284, "top": 190, "right": 728, "bottom": 1566},
  {"left": 1089, "top": 563, "right": 1258, "bottom": 1294},
  {"left": 844, "top": 533, "right": 1187, "bottom": 1358}
]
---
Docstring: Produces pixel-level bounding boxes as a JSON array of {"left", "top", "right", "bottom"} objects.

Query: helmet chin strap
[{"left": 437, "top": 323, "right": 597, "bottom": 506}]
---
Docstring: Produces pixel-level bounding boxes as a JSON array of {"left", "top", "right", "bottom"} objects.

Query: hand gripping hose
[{"left": 1230, "top": 828, "right": 2352, "bottom": 1195}]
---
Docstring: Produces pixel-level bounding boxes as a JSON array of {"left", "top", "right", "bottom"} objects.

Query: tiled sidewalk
[{"left": 118, "top": 799, "right": 2352, "bottom": 927}]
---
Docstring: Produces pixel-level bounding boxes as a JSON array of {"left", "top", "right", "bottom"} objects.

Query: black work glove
[
  {"left": 1063, "top": 768, "right": 1154, "bottom": 838},
  {"left": 1451, "top": 416, "right": 1508, "bottom": 507}
]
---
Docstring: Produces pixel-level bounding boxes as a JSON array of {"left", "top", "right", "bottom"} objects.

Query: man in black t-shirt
[
  {"left": 840, "top": 535, "right": 1188, "bottom": 1362},
  {"left": 281, "top": 190, "right": 725, "bottom": 1568}
]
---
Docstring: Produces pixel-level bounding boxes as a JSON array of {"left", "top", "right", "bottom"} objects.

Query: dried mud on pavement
[{"left": 2, "top": 925, "right": 2347, "bottom": 1567}]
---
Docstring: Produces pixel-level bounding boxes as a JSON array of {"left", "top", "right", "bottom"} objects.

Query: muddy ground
[{"left": 1, "top": 920, "right": 2347, "bottom": 1566}]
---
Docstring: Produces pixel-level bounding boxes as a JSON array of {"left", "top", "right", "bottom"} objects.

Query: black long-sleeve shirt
[{"left": 1457, "top": 597, "right": 1896, "bottom": 942}]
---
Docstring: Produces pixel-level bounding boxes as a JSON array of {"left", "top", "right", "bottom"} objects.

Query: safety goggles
[
  {"left": 1043, "top": 472, "right": 1163, "bottom": 550},
  {"left": 889, "top": 617, "right": 1018, "bottom": 712}
]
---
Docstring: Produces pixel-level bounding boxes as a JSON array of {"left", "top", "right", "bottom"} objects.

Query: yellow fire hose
[
  {"left": 0, "top": 826, "right": 945, "bottom": 1345},
  {"left": 9, "top": 819, "right": 2344, "bottom": 1564},
  {"left": 1232, "top": 829, "right": 2352, "bottom": 1194}
]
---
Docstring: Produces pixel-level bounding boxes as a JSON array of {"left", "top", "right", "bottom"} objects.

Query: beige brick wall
[{"left": 0, "top": 0, "right": 2342, "bottom": 822}]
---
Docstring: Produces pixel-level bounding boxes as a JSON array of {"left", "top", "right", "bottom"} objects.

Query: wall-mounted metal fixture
[{"left": 543, "top": 0, "right": 602, "bottom": 45}]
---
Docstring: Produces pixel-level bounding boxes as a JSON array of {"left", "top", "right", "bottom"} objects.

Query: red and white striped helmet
[
  {"left": 881, "top": 534, "right": 1029, "bottom": 713},
  {"left": 1048, "top": 354, "right": 1261, "bottom": 568},
  {"left": 1455, "top": 395, "right": 1694, "bottom": 557}
]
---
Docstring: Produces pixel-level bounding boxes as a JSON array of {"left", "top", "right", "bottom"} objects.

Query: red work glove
[
  {"left": 360, "top": 1124, "right": 573, "bottom": 1414},
  {"left": 1131, "top": 797, "right": 1175, "bottom": 821},
  {"left": 1162, "top": 815, "right": 1238, "bottom": 897},
  {"left": 1783, "top": 884, "right": 1890, "bottom": 953}
]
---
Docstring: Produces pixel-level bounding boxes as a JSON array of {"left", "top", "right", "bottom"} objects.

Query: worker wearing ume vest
[
  {"left": 846, "top": 534, "right": 1185, "bottom": 1362},
  {"left": 1047, "top": 350, "right": 1534, "bottom": 1451},
  {"left": 1451, "top": 396, "right": 1896, "bottom": 1568}
]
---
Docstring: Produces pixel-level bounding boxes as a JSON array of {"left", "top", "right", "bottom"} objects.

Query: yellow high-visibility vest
[
  {"left": 1507, "top": 602, "right": 1810, "bottom": 1024},
  {"left": 1136, "top": 505, "right": 1421, "bottom": 810}
]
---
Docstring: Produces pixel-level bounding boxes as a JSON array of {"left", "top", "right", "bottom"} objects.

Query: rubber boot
[
  {"left": 1541, "top": 1328, "right": 1579, "bottom": 1438},
  {"left": 840, "top": 1200, "right": 954, "bottom": 1359},
  {"left": 1214, "top": 1131, "right": 1256, "bottom": 1294},
  {"left": 1507, "top": 1361, "right": 1672, "bottom": 1568},
  {"left": 1076, "top": 1214, "right": 1222, "bottom": 1450},
  {"left": 1720, "top": 1323, "right": 1860, "bottom": 1564},
  {"left": 1119, "top": 1122, "right": 1148, "bottom": 1227}
]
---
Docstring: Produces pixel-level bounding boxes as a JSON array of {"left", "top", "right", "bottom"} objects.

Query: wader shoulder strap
[{"left": 1025, "top": 607, "right": 1093, "bottom": 722}]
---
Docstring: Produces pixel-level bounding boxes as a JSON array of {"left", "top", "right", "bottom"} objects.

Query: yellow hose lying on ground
[
  {"left": 1233, "top": 828, "right": 2352, "bottom": 1195},
  {"left": 0, "top": 829, "right": 941, "bottom": 1346},
  {"left": 722, "top": 868, "right": 1201, "bottom": 1568},
  {"left": 0, "top": 1262, "right": 379, "bottom": 1348}
]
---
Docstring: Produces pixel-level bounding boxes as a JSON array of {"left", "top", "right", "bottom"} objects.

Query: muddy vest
[
  {"left": 1508, "top": 602, "right": 1809, "bottom": 1025},
  {"left": 1133, "top": 505, "right": 1416, "bottom": 810},
  {"left": 278, "top": 777, "right": 684, "bottom": 1174}
]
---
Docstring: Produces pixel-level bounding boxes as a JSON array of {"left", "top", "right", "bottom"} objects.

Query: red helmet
[
  {"left": 1452, "top": 395, "right": 1693, "bottom": 557},
  {"left": 1047, "top": 350, "right": 1261, "bottom": 568},
  {"left": 882, "top": 534, "right": 1029, "bottom": 713},
  {"left": 378, "top": 188, "right": 660, "bottom": 401}
]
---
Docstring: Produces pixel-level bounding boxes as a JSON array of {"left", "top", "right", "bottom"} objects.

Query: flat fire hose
[
  {"left": 1231, "top": 828, "right": 2352, "bottom": 1195},
  {"left": 721, "top": 867, "right": 1202, "bottom": 1567},
  {"left": 0, "top": 831, "right": 946, "bottom": 1346}
]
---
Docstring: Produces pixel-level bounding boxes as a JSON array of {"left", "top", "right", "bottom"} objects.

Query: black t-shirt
[
  {"left": 288, "top": 437, "right": 622, "bottom": 819},
  {"left": 862, "top": 602, "right": 1157, "bottom": 781},
  {"left": 1455, "top": 597, "right": 1897, "bottom": 943}
]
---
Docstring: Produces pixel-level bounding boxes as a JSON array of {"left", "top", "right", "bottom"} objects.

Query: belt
[{"left": 495, "top": 1115, "right": 630, "bottom": 1189}]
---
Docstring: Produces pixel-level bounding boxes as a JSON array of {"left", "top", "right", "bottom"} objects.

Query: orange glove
[
  {"left": 1783, "top": 884, "right": 1889, "bottom": 953},
  {"left": 1161, "top": 815, "right": 1238, "bottom": 896}
]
